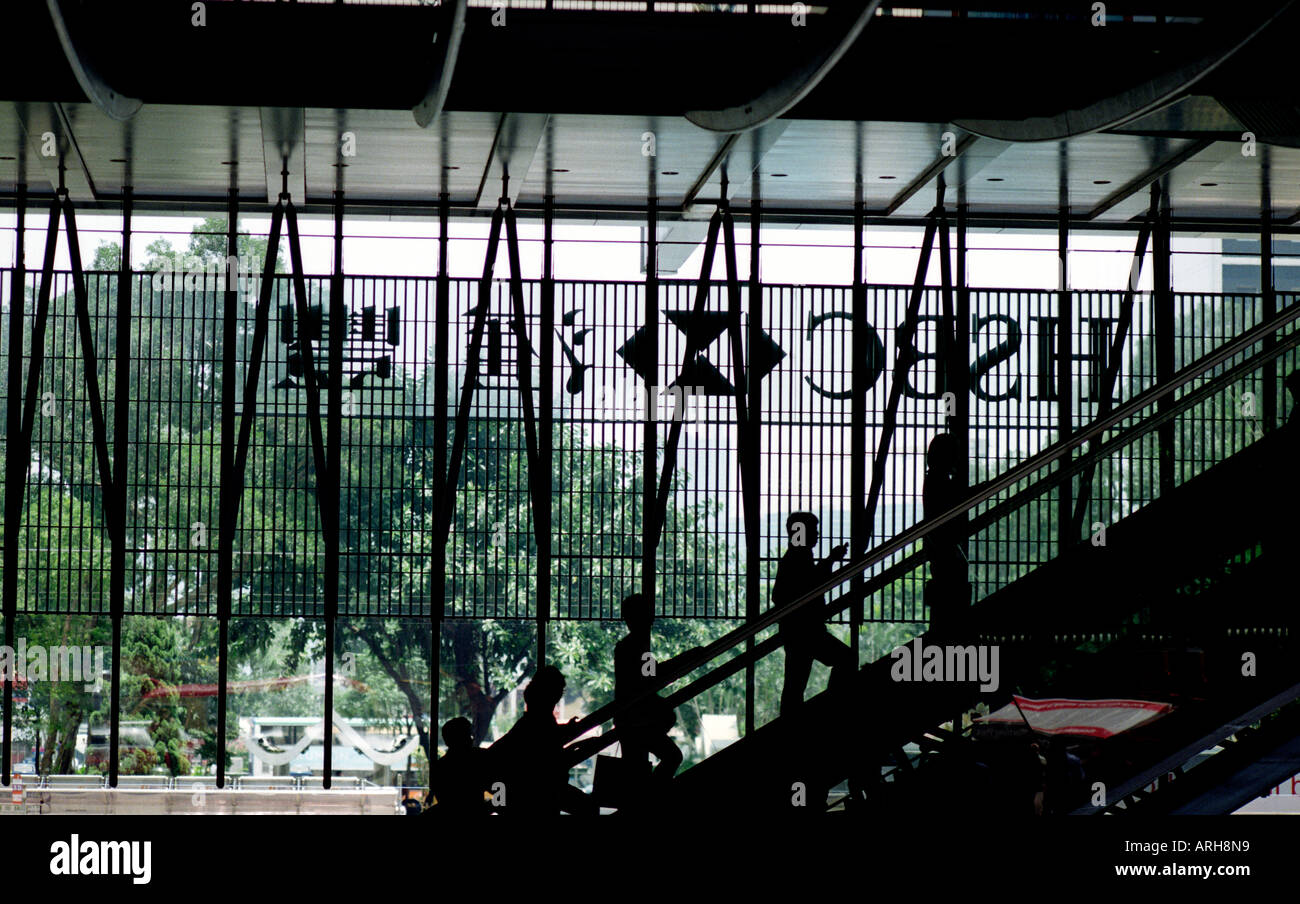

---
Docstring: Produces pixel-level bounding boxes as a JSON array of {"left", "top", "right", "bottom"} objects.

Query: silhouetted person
[
  {"left": 923, "top": 433, "right": 975, "bottom": 637},
  {"left": 614, "top": 593, "right": 686, "bottom": 794},
  {"left": 1042, "top": 740, "right": 1087, "bottom": 816},
  {"left": 426, "top": 717, "right": 490, "bottom": 817},
  {"left": 1284, "top": 371, "right": 1300, "bottom": 436},
  {"left": 773, "top": 513, "right": 855, "bottom": 715},
  {"left": 491, "top": 665, "right": 601, "bottom": 815}
]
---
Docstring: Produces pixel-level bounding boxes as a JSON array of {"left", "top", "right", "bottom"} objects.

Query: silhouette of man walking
[
  {"left": 773, "top": 512, "right": 855, "bottom": 715},
  {"left": 923, "top": 433, "right": 974, "bottom": 637},
  {"left": 613, "top": 593, "right": 685, "bottom": 793}
]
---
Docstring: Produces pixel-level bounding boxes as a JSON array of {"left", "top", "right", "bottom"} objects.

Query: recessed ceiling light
[
  {"left": 1093, "top": 179, "right": 1111, "bottom": 185},
  {"left": 1201, "top": 182, "right": 1218, "bottom": 187},
  {"left": 660, "top": 171, "right": 679, "bottom": 176},
  {"left": 879, "top": 175, "right": 896, "bottom": 180},
  {"left": 987, "top": 177, "right": 1004, "bottom": 182}
]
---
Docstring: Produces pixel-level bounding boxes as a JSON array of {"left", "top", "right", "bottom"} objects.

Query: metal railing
[
  {"left": 561, "top": 298, "right": 1300, "bottom": 767},
  {"left": 4, "top": 267, "right": 1288, "bottom": 621}
]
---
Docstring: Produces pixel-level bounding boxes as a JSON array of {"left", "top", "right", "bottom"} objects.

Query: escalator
[
  {"left": 663, "top": 429, "right": 1296, "bottom": 816},
  {"left": 562, "top": 302, "right": 1300, "bottom": 817}
]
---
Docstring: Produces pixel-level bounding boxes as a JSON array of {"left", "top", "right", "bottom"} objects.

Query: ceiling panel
[
  {"left": 519, "top": 114, "right": 733, "bottom": 209},
  {"left": 303, "top": 108, "right": 497, "bottom": 204},
  {"left": 3, "top": 102, "right": 1297, "bottom": 225}
]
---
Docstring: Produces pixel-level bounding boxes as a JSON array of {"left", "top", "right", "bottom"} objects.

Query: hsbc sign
[{"left": 800, "top": 306, "right": 1131, "bottom": 407}]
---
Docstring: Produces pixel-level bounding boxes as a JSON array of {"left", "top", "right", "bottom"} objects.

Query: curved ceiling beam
[
  {"left": 45, "top": 0, "right": 142, "bottom": 122},
  {"left": 953, "top": 2, "right": 1293, "bottom": 143},
  {"left": 686, "top": 0, "right": 882, "bottom": 135},
  {"left": 413, "top": 0, "right": 468, "bottom": 129}
]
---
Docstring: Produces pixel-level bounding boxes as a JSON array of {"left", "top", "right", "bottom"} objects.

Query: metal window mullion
[
  {"left": 111, "top": 190, "right": 132, "bottom": 783},
  {"left": 1154, "top": 189, "right": 1175, "bottom": 496},
  {"left": 745, "top": 185, "right": 761, "bottom": 734},
  {"left": 432, "top": 192, "right": 449, "bottom": 734},
  {"left": 955, "top": 196, "right": 971, "bottom": 596},
  {"left": 1056, "top": 206, "right": 1073, "bottom": 553},
  {"left": 216, "top": 189, "right": 238, "bottom": 787},
  {"left": 641, "top": 187, "right": 658, "bottom": 601},
  {"left": 1262, "top": 200, "right": 1276, "bottom": 433},
  {"left": 850, "top": 202, "right": 866, "bottom": 655},
  {"left": 538, "top": 198, "right": 554, "bottom": 666},
  {"left": 1, "top": 184, "right": 25, "bottom": 788}
]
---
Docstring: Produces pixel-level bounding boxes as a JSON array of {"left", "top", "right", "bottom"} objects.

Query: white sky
[{"left": 0, "top": 211, "right": 1231, "bottom": 292}]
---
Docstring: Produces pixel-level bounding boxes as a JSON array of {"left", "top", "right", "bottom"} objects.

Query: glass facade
[{"left": 0, "top": 228, "right": 1295, "bottom": 787}]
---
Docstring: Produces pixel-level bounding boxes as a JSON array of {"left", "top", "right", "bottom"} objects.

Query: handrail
[{"left": 562, "top": 299, "right": 1300, "bottom": 763}]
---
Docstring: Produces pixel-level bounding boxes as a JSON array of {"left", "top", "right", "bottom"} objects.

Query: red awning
[{"left": 977, "top": 695, "right": 1174, "bottom": 739}]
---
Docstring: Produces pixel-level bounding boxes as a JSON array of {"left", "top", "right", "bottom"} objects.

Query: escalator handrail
[{"left": 562, "top": 300, "right": 1300, "bottom": 757}]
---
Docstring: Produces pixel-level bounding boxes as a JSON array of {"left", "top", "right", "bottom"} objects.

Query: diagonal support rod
[
  {"left": 503, "top": 204, "right": 547, "bottom": 559},
  {"left": 721, "top": 206, "right": 760, "bottom": 562},
  {"left": 65, "top": 194, "right": 119, "bottom": 544},
  {"left": 650, "top": 208, "right": 724, "bottom": 554},
  {"left": 1071, "top": 188, "right": 1159, "bottom": 537},
  {"left": 230, "top": 202, "right": 286, "bottom": 517},
  {"left": 863, "top": 206, "right": 941, "bottom": 541},
  {"left": 285, "top": 203, "right": 331, "bottom": 526},
  {"left": 438, "top": 203, "right": 505, "bottom": 553}
]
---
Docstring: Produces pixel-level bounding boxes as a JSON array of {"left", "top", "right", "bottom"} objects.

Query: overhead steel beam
[
  {"left": 1087, "top": 138, "right": 1213, "bottom": 220},
  {"left": 681, "top": 134, "right": 740, "bottom": 213},
  {"left": 883, "top": 132, "right": 979, "bottom": 217},
  {"left": 686, "top": 0, "right": 882, "bottom": 133},
  {"left": 45, "top": 0, "right": 142, "bottom": 122},
  {"left": 412, "top": 0, "right": 468, "bottom": 129},
  {"left": 475, "top": 113, "right": 549, "bottom": 209},
  {"left": 9, "top": 103, "right": 95, "bottom": 199},
  {"left": 954, "top": 4, "right": 1291, "bottom": 141}
]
